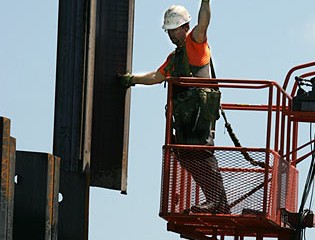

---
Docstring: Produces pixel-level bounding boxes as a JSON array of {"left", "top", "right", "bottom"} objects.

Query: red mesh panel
[
  {"left": 286, "top": 164, "right": 299, "bottom": 212},
  {"left": 160, "top": 146, "right": 298, "bottom": 237}
]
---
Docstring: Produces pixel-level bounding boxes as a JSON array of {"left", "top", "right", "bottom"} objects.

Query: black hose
[
  {"left": 220, "top": 107, "right": 265, "bottom": 168},
  {"left": 296, "top": 124, "right": 315, "bottom": 240}
]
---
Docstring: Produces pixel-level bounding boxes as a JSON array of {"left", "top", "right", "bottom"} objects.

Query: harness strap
[
  {"left": 210, "top": 57, "right": 216, "bottom": 78},
  {"left": 164, "top": 43, "right": 192, "bottom": 77},
  {"left": 182, "top": 46, "right": 192, "bottom": 77},
  {"left": 164, "top": 43, "right": 220, "bottom": 140},
  {"left": 164, "top": 51, "right": 175, "bottom": 77}
]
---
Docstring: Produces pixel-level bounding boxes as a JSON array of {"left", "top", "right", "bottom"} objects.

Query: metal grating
[{"left": 160, "top": 145, "right": 298, "bottom": 237}]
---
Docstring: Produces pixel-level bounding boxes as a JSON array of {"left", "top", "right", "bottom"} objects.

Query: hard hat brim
[{"left": 162, "top": 19, "right": 190, "bottom": 30}]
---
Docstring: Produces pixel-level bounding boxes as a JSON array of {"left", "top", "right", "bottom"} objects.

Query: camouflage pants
[
  {"left": 176, "top": 149, "right": 229, "bottom": 212},
  {"left": 172, "top": 88, "right": 228, "bottom": 210}
]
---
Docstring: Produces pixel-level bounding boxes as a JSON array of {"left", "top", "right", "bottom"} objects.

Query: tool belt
[{"left": 173, "top": 88, "right": 221, "bottom": 127}]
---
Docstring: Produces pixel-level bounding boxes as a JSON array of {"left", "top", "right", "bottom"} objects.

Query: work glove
[{"left": 118, "top": 72, "right": 135, "bottom": 88}]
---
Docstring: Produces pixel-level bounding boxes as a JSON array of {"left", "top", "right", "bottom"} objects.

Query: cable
[
  {"left": 299, "top": 125, "right": 315, "bottom": 211},
  {"left": 296, "top": 123, "right": 315, "bottom": 240},
  {"left": 220, "top": 107, "right": 265, "bottom": 168},
  {"left": 308, "top": 123, "right": 315, "bottom": 210}
]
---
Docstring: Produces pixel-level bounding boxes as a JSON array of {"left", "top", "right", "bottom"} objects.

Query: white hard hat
[{"left": 162, "top": 5, "right": 191, "bottom": 30}]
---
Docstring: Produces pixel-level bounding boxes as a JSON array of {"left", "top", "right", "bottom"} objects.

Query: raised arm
[{"left": 192, "top": 0, "right": 211, "bottom": 43}]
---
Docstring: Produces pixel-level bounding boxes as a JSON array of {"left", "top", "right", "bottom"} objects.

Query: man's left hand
[{"left": 118, "top": 72, "right": 135, "bottom": 88}]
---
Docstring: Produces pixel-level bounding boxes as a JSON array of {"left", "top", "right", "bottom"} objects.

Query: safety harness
[
  {"left": 164, "top": 44, "right": 193, "bottom": 78},
  {"left": 164, "top": 43, "right": 264, "bottom": 168},
  {"left": 164, "top": 43, "right": 220, "bottom": 143}
]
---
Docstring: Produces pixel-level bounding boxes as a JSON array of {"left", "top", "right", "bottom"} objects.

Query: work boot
[
  {"left": 191, "top": 202, "right": 230, "bottom": 214},
  {"left": 191, "top": 202, "right": 217, "bottom": 213}
]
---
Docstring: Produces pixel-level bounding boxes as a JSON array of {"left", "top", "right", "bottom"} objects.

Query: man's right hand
[{"left": 118, "top": 72, "right": 135, "bottom": 88}]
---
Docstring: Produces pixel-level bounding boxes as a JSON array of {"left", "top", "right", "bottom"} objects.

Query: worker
[{"left": 120, "top": 0, "right": 230, "bottom": 214}]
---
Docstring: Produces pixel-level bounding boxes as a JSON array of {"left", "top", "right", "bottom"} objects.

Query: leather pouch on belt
[
  {"left": 199, "top": 88, "right": 221, "bottom": 121},
  {"left": 173, "top": 91, "right": 199, "bottom": 125}
]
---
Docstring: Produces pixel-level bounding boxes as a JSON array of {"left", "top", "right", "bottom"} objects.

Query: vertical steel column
[
  {"left": 54, "top": 0, "right": 86, "bottom": 172},
  {"left": 0, "top": 117, "right": 16, "bottom": 240},
  {"left": 53, "top": 0, "right": 134, "bottom": 236},
  {"left": 54, "top": 0, "right": 90, "bottom": 239},
  {"left": 13, "top": 151, "right": 60, "bottom": 240},
  {"left": 54, "top": 0, "right": 134, "bottom": 238},
  {"left": 57, "top": 171, "right": 89, "bottom": 240}
]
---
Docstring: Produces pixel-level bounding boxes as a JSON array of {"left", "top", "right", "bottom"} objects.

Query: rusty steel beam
[
  {"left": 7, "top": 137, "right": 15, "bottom": 240},
  {"left": 13, "top": 151, "right": 60, "bottom": 240},
  {"left": 0, "top": 117, "right": 16, "bottom": 240}
]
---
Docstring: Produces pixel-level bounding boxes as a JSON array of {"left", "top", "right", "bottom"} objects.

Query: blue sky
[{"left": 1, "top": 1, "right": 315, "bottom": 240}]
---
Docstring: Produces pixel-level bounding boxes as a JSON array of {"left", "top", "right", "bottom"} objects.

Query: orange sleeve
[
  {"left": 186, "top": 31, "right": 210, "bottom": 67},
  {"left": 157, "top": 32, "right": 210, "bottom": 76},
  {"left": 157, "top": 52, "right": 173, "bottom": 77}
]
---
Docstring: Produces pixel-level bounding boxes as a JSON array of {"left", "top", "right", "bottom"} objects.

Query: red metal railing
[
  {"left": 282, "top": 61, "right": 315, "bottom": 166},
  {"left": 159, "top": 72, "right": 314, "bottom": 239}
]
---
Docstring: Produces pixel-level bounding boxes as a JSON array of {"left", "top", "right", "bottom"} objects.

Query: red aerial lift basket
[{"left": 159, "top": 62, "right": 315, "bottom": 240}]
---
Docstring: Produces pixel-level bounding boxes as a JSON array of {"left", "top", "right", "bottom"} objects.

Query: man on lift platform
[{"left": 120, "top": 0, "right": 229, "bottom": 214}]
